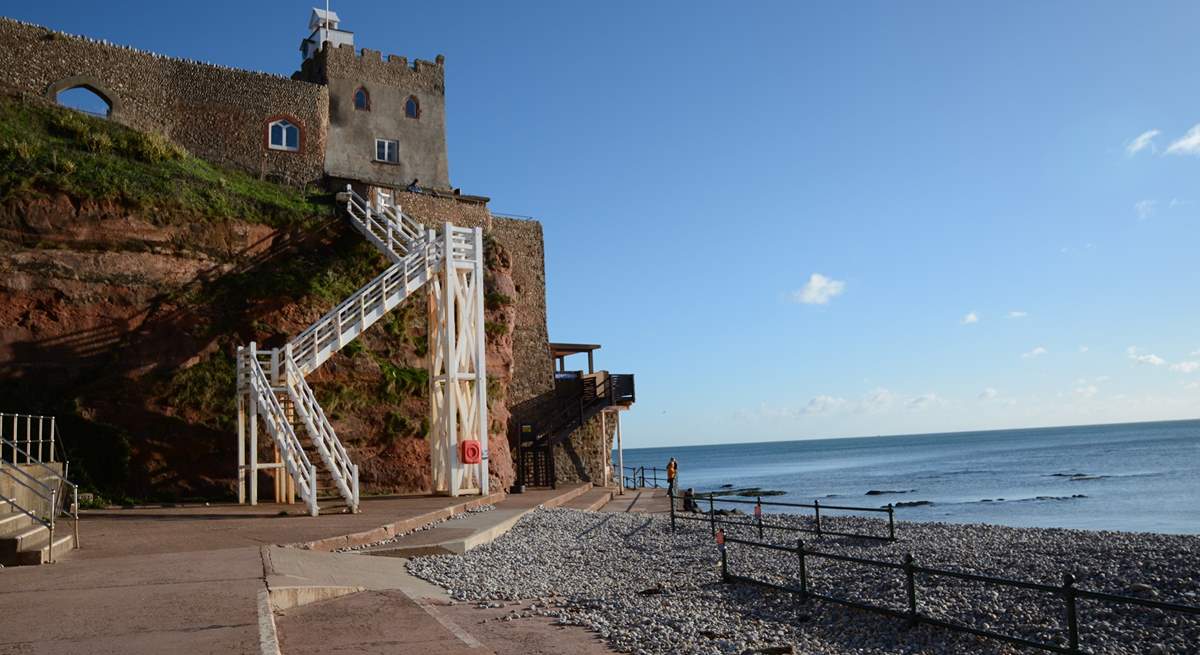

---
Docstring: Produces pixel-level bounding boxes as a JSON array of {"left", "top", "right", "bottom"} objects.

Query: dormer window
[
  {"left": 267, "top": 118, "right": 300, "bottom": 152},
  {"left": 405, "top": 96, "right": 420, "bottom": 119},
  {"left": 354, "top": 87, "right": 370, "bottom": 111}
]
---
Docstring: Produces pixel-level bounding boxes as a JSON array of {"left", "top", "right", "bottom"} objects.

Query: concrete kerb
[{"left": 290, "top": 491, "right": 506, "bottom": 552}]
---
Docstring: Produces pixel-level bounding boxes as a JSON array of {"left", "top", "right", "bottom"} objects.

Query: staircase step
[
  {"left": 0, "top": 522, "right": 48, "bottom": 565},
  {"left": 15, "top": 531, "right": 75, "bottom": 565},
  {"left": 0, "top": 510, "right": 34, "bottom": 534}
]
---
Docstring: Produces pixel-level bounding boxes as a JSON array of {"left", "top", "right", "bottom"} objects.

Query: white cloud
[
  {"left": 802, "top": 395, "right": 848, "bottom": 415},
  {"left": 961, "top": 312, "right": 979, "bottom": 325},
  {"left": 1021, "top": 346, "right": 1048, "bottom": 359},
  {"left": 1127, "top": 346, "right": 1165, "bottom": 366},
  {"left": 1079, "top": 345, "right": 1089, "bottom": 353},
  {"left": 906, "top": 393, "right": 945, "bottom": 411},
  {"left": 1169, "top": 198, "right": 1188, "bottom": 209},
  {"left": 1007, "top": 311, "right": 1028, "bottom": 319},
  {"left": 1126, "top": 129, "right": 1160, "bottom": 155},
  {"left": 979, "top": 387, "right": 999, "bottom": 400},
  {"left": 1166, "top": 124, "right": 1200, "bottom": 155},
  {"left": 1074, "top": 384, "right": 1099, "bottom": 399},
  {"left": 1170, "top": 361, "right": 1200, "bottom": 374},
  {"left": 1134, "top": 199, "right": 1156, "bottom": 221},
  {"left": 1186, "top": 381, "right": 1200, "bottom": 391},
  {"left": 1192, "top": 348, "right": 1200, "bottom": 356},
  {"left": 792, "top": 273, "right": 845, "bottom": 305},
  {"left": 859, "top": 388, "right": 894, "bottom": 414}
]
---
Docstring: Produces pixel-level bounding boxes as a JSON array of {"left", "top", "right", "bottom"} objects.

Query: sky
[{"left": 9, "top": 1, "right": 1199, "bottom": 447}]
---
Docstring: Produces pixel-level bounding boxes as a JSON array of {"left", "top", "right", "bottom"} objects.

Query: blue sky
[{"left": 11, "top": 1, "right": 1199, "bottom": 446}]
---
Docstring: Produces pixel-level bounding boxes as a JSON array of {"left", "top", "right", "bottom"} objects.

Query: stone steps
[
  {"left": 0, "top": 515, "right": 76, "bottom": 565},
  {"left": 563, "top": 486, "right": 615, "bottom": 512}
]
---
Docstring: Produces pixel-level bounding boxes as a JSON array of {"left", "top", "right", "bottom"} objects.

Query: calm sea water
[{"left": 616, "top": 419, "right": 1200, "bottom": 534}]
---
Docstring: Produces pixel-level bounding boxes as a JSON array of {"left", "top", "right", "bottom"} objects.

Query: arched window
[
  {"left": 404, "top": 95, "right": 420, "bottom": 119},
  {"left": 56, "top": 86, "right": 113, "bottom": 118},
  {"left": 267, "top": 118, "right": 300, "bottom": 152},
  {"left": 354, "top": 87, "right": 370, "bottom": 111}
]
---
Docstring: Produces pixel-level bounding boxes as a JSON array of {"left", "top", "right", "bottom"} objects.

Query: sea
[{"left": 615, "top": 419, "right": 1200, "bottom": 534}]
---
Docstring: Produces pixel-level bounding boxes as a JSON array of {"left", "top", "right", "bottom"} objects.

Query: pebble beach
[{"left": 409, "top": 507, "right": 1200, "bottom": 655}]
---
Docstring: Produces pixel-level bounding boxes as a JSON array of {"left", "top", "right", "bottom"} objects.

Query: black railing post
[
  {"left": 669, "top": 487, "right": 676, "bottom": 532},
  {"left": 887, "top": 503, "right": 896, "bottom": 541},
  {"left": 813, "top": 499, "right": 823, "bottom": 537},
  {"left": 756, "top": 496, "right": 764, "bottom": 540},
  {"left": 1063, "top": 572, "right": 1080, "bottom": 654},
  {"left": 796, "top": 539, "right": 808, "bottom": 602},
  {"left": 708, "top": 496, "right": 716, "bottom": 535},
  {"left": 903, "top": 553, "right": 918, "bottom": 627}
]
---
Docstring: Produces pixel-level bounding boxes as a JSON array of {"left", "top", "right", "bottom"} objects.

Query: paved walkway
[
  {"left": 600, "top": 487, "right": 671, "bottom": 515},
  {"left": 0, "top": 485, "right": 592, "bottom": 654}
]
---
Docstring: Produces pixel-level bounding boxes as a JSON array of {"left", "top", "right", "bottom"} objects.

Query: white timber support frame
[{"left": 428, "top": 223, "right": 489, "bottom": 497}]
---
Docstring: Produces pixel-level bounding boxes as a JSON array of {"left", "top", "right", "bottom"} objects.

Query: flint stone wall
[{"left": 0, "top": 17, "right": 328, "bottom": 185}]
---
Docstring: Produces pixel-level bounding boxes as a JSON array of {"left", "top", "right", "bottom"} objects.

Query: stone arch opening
[{"left": 45, "top": 75, "right": 122, "bottom": 119}]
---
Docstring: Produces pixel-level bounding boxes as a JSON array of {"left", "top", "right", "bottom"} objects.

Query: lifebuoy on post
[{"left": 460, "top": 439, "right": 482, "bottom": 464}]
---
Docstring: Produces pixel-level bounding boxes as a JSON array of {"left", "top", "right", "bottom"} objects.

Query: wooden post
[
  {"left": 249, "top": 342, "right": 259, "bottom": 506},
  {"left": 616, "top": 410, "right": 624, "bottom": 496},
  {"left": 273, "top": 445, "right": 282, "bottom": 503},
  {"left": 237, "top": 353, "right": 246, "bottom": 504},
  {"left": 472, "top": 227, "right": 489, "bottom": 497}
]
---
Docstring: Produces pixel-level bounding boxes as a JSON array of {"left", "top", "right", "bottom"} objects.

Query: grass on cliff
[{"left": 0, "top": 95, "right": 331, "bottom": 225}]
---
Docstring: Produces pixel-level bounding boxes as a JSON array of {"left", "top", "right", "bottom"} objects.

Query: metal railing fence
[
  {"left": 615, "top": 465, "right": 665, "bottom": 489},
  {"left": 0, "top": 413, "right": 66, "bottom": 465},
  {"left": 0, "top": 435, "right": 79, "bottom": 562},
  {"left": 670, "top": 490, "right": 897, "bottom": 542},
  {"left": 711, "top": 531, "right": 1200, "bottom": 655}
]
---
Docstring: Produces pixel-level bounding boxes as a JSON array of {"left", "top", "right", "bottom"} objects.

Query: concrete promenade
[{"left": 0, "top": 485, "right": 590, "bottom": 654}]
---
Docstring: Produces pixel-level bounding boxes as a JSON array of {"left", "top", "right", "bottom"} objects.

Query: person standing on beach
[{"left": 666, "top": 457, "right": 678, "bottom": 501}]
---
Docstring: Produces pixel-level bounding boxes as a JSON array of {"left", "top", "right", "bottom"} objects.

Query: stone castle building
[
  {"left": 0, "top": 9, "right": 451, "bottom": 192},
  {"left": 0, "top": 9, "right": 634, "bottom": 493}
]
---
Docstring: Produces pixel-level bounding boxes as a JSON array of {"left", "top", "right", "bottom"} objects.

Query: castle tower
[
  {"left": 300, "top": 8, "right": 353, "bottom": 61},
  {"left": 296, "top": 9, "right": 451, "bottom": 191}
]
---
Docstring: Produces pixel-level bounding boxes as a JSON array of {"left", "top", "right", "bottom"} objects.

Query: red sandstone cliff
[{"left": 0, "top": 193, "right": 518, "bottom": 500}]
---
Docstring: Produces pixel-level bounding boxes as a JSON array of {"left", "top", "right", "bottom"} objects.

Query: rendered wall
[
  {"left": 299, "top": 45, "right": 450, "bottom": 190},
  {"left": 0, "top": 18, "right": 328, "bottom": 185}
]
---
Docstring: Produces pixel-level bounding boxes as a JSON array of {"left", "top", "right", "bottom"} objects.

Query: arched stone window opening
[
  {"left": 266, "top": 118, "right": 301, "bottom": 152},
  {"left": 55, "top": 86, "right": 113, "bottom": 118},
  {"left": 354, "top": 87, "right": 370, "bottom": 111},
  {"left": 405, "top": 95, "right": 420, "bottom": 119}
]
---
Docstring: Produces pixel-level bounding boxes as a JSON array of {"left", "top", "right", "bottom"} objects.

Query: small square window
[{"left": 375, "top": 138, "right": 399, "bottom": 163}]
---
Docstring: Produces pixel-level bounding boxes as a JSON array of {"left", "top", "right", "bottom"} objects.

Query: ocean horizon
[{"left": 615, "top": 418, "right": 1200, "bottom": 534}]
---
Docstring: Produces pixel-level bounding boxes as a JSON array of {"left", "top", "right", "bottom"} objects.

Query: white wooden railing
[
  {"left": 241, "top": 349, "right": 319, "bottom": 516},
  {"left": 238, "top": 187, "right": 452, "bottom": 514},
  {"left": 281, "top": 346, "right": 358, "bottom": 509},
  {"left": 287, "top": 228, "right": 440, "bottom": 376}
]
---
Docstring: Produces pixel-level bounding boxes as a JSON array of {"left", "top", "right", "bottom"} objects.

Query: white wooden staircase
[{"left": 236, "top": 188, "right": 490, "bottom": 516}]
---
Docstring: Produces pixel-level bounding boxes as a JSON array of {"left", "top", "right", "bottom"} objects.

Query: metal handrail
[
  {"left": 0, "top": 436, "right": 79, "bottom": 562},
  {"left": 666, "top": 488, "right": 897, "bottom": 541},
  {"left": 1, "top": 412, "right": 67, "bottom": 465}
]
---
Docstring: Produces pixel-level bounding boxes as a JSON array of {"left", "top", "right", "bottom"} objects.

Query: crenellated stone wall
[{"left": 0, "top": 17, "right": 328, "bottom": 185}]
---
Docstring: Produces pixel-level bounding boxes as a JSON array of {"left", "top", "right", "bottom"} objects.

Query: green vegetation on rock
[{"left": 0, "top": 95, "right": 332, "bottom": 225}]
